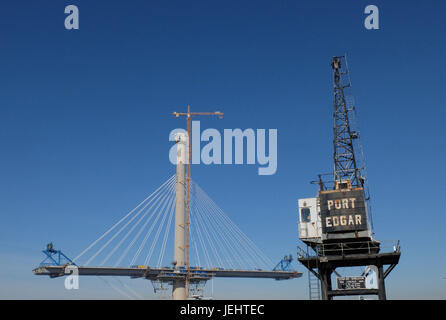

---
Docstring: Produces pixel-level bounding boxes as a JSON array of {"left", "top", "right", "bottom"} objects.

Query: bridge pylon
[{"left": 172, "top": 132, "right": 187, "bottom": 300}]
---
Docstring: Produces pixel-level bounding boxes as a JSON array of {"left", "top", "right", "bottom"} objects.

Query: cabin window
[{"left": 301, "top": 208, "right": 311, "bottom": 223}]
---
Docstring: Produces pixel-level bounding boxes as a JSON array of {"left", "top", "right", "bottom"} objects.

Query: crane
[
  {"left": 297, "top": 55, "right": 401, "bottom": 301},
  {"left": 172, "top": 105, "right": 223, "bottom": 299}
]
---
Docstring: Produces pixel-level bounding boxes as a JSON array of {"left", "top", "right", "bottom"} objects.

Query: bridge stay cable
[
  {"left": 34, "top": 173, "right": 301, "bottom": 299},
  {"left": 114, "top": 178, "right": 176, "bottom": 266},
  {"left": 99, "top": 181, "right": 175, "bottom": 266},
  {"left": 88, "top": 176, "right": 176, "bottom": 266},
  {"left": 73, "top": 174, "right": 176, "bottom": 264}
]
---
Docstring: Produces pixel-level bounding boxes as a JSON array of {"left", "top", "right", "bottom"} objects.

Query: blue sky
[{"left": 0, "top": 0, "right": 445, "bottom": 299}]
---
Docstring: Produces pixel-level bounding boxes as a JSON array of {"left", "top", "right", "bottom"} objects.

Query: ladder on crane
[
  {"left": 299, "top": 245, "right": 321, "bottom": 300},
  {"left": 307, "top": 245, "right": 321, "bottom": 300},
  {"left": 308, "top": 269, "right": 321, "bottom": 300}
]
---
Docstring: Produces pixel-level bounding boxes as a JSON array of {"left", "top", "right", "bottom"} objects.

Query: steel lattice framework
[{"left": 331, "top": 56, "right": 363, "bottom": 188}]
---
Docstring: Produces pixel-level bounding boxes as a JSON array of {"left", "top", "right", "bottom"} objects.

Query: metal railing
[{"left": 298, "top": 240, "right": 400, "bottom": 258}]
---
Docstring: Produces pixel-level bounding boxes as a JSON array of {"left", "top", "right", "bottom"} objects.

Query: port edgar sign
[{"left": 319, "top": 190, "right": 368, "bottom": 233}]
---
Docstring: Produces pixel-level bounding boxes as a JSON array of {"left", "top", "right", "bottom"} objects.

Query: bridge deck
[{"left": 33, "top": 266, "right": 302, "bottom": 280}]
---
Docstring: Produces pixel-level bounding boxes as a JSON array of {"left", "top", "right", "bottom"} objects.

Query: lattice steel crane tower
[
  {"left": 297, "top": 56, "right": 401, "bottom": 300},
  {"left": 332, "top": 56, "right": 363, "bottom": 189}
]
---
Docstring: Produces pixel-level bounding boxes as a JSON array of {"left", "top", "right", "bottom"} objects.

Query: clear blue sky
[{"left": 0, "top": 0, "right": 445, "bottom": 299}]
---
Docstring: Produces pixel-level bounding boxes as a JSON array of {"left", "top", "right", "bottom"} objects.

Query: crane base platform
[{"left": 298, "top": 241, "right": 401, "bottom": 300}]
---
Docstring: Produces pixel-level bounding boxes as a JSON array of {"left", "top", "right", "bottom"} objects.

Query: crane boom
[{"left": 331, "top": 56, "right": 364, "bottom": 189}]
